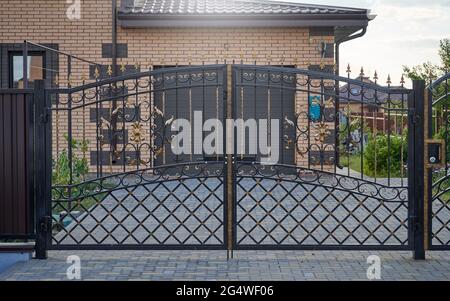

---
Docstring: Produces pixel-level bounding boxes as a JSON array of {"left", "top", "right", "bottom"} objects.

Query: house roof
[
  {"left": 120, "top": 0, "right": 367, "bottom": 16},
  {"left": 339, "top": 77, "right": 408, "bottom": 104},
  {"left": 118, "top": 0, "right": 372, "bottom": 28}
]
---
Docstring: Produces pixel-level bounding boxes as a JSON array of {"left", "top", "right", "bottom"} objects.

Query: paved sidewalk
[{"left": 1, "top": 250, "right": 450, "bottom": 281}]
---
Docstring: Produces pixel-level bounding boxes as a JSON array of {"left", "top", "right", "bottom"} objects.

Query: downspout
[
  {"left": 112, "top": 0, "right": 118, "bottom": 76},
  {"left": 334, "top": 26, "right": 368, "bottom": 169},
  {"left": 335, "top": 26, "right": 367, "bottom": 77}
]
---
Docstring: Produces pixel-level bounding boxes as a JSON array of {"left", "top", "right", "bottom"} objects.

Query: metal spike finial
[
  {"left": 387, "top": 74, "right": 392, "bottom": 85},
  {"left": 107, "top": 65, "right": 113, "bottom": 76},
  {"left": 81, "top": 72, "right": 86, "bottom": 82},
  {"left": 373, "top": 71, "right": 378, "bottom": 82},
  {"left": 94, "top": 66, "right": 100, "bottom": 79},
  {"left": 400, "top": 74, "right": 405, "bottom": 85},
  {"left": 120, "top": 62, "right": 126, "bottom": 73},
  {"left": 360, "top": 67, "right": 365, "bottom": 77},
  {"left": 134, "top": 61, "right": 140, "bottom": 70},
  {"left": 319, "top": 60, "right": 325, "bottom": 70},
  {"left": 346, "top": 64, "right": 351, "bottom": 74},
  {"left": 54, "top": 74, "right": 59, "bottom": 86}
]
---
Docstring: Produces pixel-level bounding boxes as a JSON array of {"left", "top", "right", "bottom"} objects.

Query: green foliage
[
  {"left": 363, "top": 133, "right": 408, "bottom": 177},
  {"left": 52, "top": 135, "right": 89, "bottom": 186},
  {"left": 439, "top": 39, "right": 450, "bottom": 71},
  {"left": 403, "top": 62, "right": 441, "bottom": 82},
  {"left": 403, "top": 38, "right": 449, "bottom": 82}
]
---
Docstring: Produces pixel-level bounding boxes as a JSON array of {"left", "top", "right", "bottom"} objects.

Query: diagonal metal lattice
[
  {"left": 234, "top": 167, "right": 408, "bottom": 248},
  {"left": 52, "top": 173, "right": 225, "bottom": 247}
]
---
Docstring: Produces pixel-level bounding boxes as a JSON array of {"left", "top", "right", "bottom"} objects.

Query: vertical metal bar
[
  {"left": 34, "top": 80, "right": 51, "bottom": 259},
  {"left": 67, "top": 58, "right": 73, "bottom": 210},
  {"left": 360, "top": 77, "right": 364, "bottom": 179},
  {"left": 424, "top": 86, "right": 433, "bottom": 252},
  {"left": 320, "top": 77, "right": 324, "bottom": 171},
  {"left": 307, "top": 75, "right": 311, "bottom": 169},
  {"left": 111, "top": 0, "right": 118, "bottom": 77},
  {"left": 122, "top": 79, "right": 126, "bottom": 172},
  {"left": 334, "top": 76, "right": 340, "bottom": 172},
  {"left": 23, "top": 41, "right": 28, "bottom": 89},
  {"left": 226, "top": 64, "right": 233, "bottom": 259},
  {"left": 387, "top": 89, "right": 392, "bottom": 186},
  {"left": 347, "top": 71, "right": 351, "bottom": 177},
  {"left": 408, "top": 80, "right": 425, "bottom": 260}
]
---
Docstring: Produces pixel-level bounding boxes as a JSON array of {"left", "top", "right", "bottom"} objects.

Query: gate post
[
  {"left": 34, "top": 80, "right": 52, "bottom": 259},
  {"left": 225, "top": 64, "right": 234, "bottom": 259},
  {"left": 408, "top": 80, "right": 426, "bottom": 260}
]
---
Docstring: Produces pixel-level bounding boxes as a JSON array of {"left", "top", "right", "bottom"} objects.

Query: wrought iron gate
[
  {"left": 427, "top": 72, "right": 450, "bottom": 250},
  {"left": 33, "top": 64, "right": 430, "bottom": 258}
]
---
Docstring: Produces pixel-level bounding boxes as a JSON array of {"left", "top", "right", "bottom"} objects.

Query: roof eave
[{"left": 118, "top": 13, "right": 370, "bottom": 28}]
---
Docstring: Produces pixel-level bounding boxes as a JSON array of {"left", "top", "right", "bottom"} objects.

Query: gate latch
[
  {"left": 425, "top": 139, "right": 445, "bottom": 168},
  {"left": 39, "top": 216, "right": 52, "bottom": 233}
]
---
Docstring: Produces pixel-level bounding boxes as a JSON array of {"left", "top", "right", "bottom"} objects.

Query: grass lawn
[{"left": 341, "top": 154, "right": 406, "bottom": 178}]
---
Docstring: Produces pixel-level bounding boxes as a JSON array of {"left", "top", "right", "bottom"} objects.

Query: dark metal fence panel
[
  {"left": 428, "top": 72, "right": 450, "bottom": 250},
  {"left": 48, "top": 65, "right": 228, "bottom": 250},
  {"left": 232, "top": 65, "right": 413, "bottom": 250},
  {"left": 0, "top": 89, "right": 34, "bottom": 239}
]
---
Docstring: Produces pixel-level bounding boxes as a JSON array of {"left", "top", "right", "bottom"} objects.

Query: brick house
[{"left": 0, "top": 0, "right": 374, "bottom": 170}]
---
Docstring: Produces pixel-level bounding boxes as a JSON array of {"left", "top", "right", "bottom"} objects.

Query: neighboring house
[
  {"left": 0, "top": 0, "right": 374, "bottom": 168},
  {"left": 339, "top": 76, "right": 408, "bottom": 134}
]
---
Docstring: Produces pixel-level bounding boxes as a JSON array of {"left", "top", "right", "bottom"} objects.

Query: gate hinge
[
  {"left": 40, "top": 109, "right": 50, "bottom": 124},
  {"left": 408, "top": 109, "right": 421, "bottom": 124},
  {"left": 39, "top": 216, "right": 52, "bottom": 233}
]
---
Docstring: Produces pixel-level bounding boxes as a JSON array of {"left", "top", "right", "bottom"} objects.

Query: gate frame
[
  {"left": 34, "top": 80, "right": 52, "bottom": 259},
  {"left": 425, "top": 72, "right": 450, "bottom": 251},
  {"left": 409, "top": 80, "right": 426, "bottom": 260},
  {"left": 32, "top": 66, "right": 429, "bottom": 260}
]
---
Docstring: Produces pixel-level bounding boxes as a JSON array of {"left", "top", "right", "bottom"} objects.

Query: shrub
[
  {"left": 364, "top": 133, "right": 407, "bottom": 177},
  {"left": 52, "top": 135, "right": 89, "bottom": 195}
]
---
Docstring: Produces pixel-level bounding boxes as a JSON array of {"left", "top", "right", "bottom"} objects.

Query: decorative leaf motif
[{"left": 129, "top": 122, "right": 146, "bottom": 143}]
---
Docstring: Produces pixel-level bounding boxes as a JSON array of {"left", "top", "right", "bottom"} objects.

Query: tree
[
  {"left": 403, "top": 38, "right": 449, "bottom": 82},
  {"left": 438, "top": 39, "right": 450, "bottom": 71}
]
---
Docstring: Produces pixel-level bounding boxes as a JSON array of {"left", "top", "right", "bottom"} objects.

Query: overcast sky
[{"left": 276, "top": 0, "right": 450, "bottom": 84}]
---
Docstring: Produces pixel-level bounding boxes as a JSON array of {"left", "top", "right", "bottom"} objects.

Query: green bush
[
  {"left": 52, "top": 135, "right": 89, "bottom": 186},
  {"left": 364, "top": 133, "right": 407, "bottom": 177}
]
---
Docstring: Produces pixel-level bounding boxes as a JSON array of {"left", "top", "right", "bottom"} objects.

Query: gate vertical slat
[
  {"left": 34, "top": 80, "right": 52, "bottom": 259},
  {"left": 0, "top": 90, "right": 34, "bottom": 239},
  {"left": 225, "top": 64, "right": 234, "bottom": 258},
  {"left": 4, "top": 95, "right": 13, "bottom": 234},
  {"left": 408, "top": 80, "right": 426, "bottom": 260},
  {"left": 0, "top": 93, "right": 4, "bottom": 233}
]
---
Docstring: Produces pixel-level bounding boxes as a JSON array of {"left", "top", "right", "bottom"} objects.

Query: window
[{"left": 9, "top": 52, "right": 45, "bottom": 88}]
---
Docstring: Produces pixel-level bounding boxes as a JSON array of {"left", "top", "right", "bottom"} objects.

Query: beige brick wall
[{"left": 0, "top": 0, "right": 336, "bottom": 173}]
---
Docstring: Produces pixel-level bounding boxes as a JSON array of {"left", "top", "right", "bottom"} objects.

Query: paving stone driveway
[{"left": 1, "top": 250, "right": 450, "bottom": 281}]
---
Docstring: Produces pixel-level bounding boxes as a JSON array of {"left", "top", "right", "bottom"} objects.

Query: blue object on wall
[{"left": 309, "top": 96, "right": 321, "bottom": 122}]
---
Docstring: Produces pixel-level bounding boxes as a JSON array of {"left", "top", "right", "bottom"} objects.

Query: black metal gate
[
  {"left": 32, "top": 64, "right": 430, "bottom": 258},
  {"left": 427, "top": 72, "right": 450, "bottom": 250}
]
